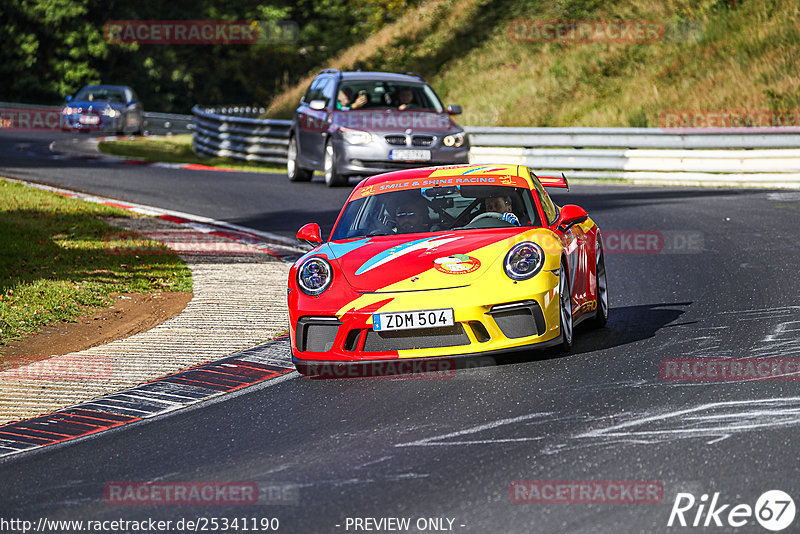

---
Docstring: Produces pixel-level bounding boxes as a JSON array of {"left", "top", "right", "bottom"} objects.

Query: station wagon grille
[
  {"left": 385, "top": 135, "right": 406, "bottom": 146},
  {"left": 412, "top": 135, "right": 435, "bottom": 146}
]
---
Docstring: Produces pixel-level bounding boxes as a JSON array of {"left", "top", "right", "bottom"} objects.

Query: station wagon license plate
[
  {"left": 373, "top": 308, "right": 454, "bottom": 332},
  {"left": 390, "top": 149, "right": 431, "bottom": 161},
  {"left": 79, "top": 115, "right": 100, "bottom": 125}
]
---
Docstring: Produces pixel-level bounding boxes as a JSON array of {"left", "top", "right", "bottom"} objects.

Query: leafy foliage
[{"left": 0, "top": 0, "right": 420, "bottom": 112}]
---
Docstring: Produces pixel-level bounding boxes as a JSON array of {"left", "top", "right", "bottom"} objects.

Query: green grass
[
  {"left": 0, "top": 179, "right": 192, "bottom": 350},
  {"left": 265, "top": 0, "right": 800, "bottom": 127},
  {"left": 98, "top": 134, "right": 287, "bottom": 174}
]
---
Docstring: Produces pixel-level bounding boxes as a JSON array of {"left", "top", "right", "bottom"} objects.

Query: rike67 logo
[{"left": 668, "top": 490, "right": 795, "bottom": 531}]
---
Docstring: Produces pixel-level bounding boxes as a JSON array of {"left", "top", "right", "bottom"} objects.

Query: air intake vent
[
  {"left": 363, "top": 325, "right": 469, "bottom": 352},
  {"left": 488, "top": 301, "right": 545, "bottom": 339},
  {"left": 385, "top": 135, "right": 407, "bottom": 146},
  {"left": 296, "top": 317, "right": 341, "bottom": 352}
]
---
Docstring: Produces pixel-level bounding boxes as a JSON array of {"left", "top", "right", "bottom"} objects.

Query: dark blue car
[{"left": 61, "top": 85, "right": 144, "bottom": 135}]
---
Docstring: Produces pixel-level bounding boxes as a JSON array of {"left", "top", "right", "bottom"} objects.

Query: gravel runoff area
[{"left": 0, "top": 216, "right": 292, "bottom": 425}]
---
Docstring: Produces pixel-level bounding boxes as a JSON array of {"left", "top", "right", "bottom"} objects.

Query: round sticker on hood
[{"left": 433, "top": 254, "right": 481, "bottom": 275}]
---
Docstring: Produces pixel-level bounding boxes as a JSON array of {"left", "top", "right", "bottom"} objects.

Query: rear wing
[{"left": 536, "top": 173, "right": 570, "bottom": 190}]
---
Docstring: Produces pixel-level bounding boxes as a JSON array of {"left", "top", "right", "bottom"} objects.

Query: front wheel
[
  {"left": 558, "top": 260, "right": 574, "bottom": 352},
  {"left": 287, "top": 136, "right": 313, "bottom": 182},
  {"left": 324, "top": 140, "right": 347, "bottom": 187}
]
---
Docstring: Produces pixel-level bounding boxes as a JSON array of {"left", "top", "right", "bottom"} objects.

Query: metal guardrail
[
  {"left": 5, "top": 100, "right": 799, "bottom": 185},
  {"left": 142, "top": 111, "right": 193, "bottom": 135},
  {"left": 191, "top": 105, "right": 291, "bottom": 164},
  {"left": 465, "top": 126, "right": 800, "bottom": 186},
  {"left": 463, "top": 126, "right": 800, "bottom": 149},
  {"left": 183, "top": 108, "right": 800, "bottom": 185},
  {"left": 0, "top": 101, "right": 193, "bottom": 135}
]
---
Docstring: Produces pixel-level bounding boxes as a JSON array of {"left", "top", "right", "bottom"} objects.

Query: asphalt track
[{"left": 2, "top": 131, "right": 800, "bottom": 533}]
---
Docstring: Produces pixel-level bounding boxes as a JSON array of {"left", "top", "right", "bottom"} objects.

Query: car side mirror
[
  {"left": 447, "top": 104, "right": 462, "bottom": 115},
  {"left": 297, "top": 223, "right": 323, "bottom": 245},
  {"left": 309, "top": 100, "right": 326, "bottom": 111},
  {"left": 555, "top": 205, "right": 588, "bottom": 231},
  {"left": 65, "top": 95, "right": 73, "bottom": 102}
]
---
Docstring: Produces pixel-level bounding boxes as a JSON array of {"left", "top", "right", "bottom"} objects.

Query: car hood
[
  {"left": 317, "top": 228, "right": 537, "bottom": 293},
  {"left": 64, "top": 101, "right": 124, "bottom": 111},
  {"left": 332, "top": 109, "right": 460, "bottom": 133}
]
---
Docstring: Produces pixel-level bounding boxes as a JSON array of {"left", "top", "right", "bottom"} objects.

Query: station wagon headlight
[
  {"left": 62, "top": 106, "right": 78, "bottom": 115},
  {"left": 298, "top": 258, "right": 333, "bottom": 296},
  {"left": 341, "top": 128, "right": 372, "bottom": 145},
  {"left": 504, "top": 242, "right": 544, "bottom": 281},
  {"left": 443, "top": 132, "right": 464, "bottom": 147},
  {"left": 102, "top": 108, "right": 120, "bottom": 118}
]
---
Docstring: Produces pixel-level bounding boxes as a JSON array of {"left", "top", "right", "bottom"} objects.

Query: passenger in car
[
  {"left": 396, "top": 87, "right": 415, "bottom": 111},
  {"left": 336, "top": 87, "right": 367, "bottom": 111}
]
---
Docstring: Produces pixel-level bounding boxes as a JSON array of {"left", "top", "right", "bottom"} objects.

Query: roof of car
[
  {"left": 79, "top": 84, "right": 130, "bottom": 91},
  {"left": 333, "top": 71, "right": 426, "bottom": 83},
  {"left": 352, "top": 164, "right": 531, "bottom": 193}
]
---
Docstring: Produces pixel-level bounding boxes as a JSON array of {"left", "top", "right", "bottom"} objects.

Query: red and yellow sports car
[{"left": 287, "top": 164, "right": 608, "bottom": 376}]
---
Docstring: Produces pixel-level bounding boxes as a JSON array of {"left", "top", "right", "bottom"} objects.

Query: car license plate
[
  {"left": 372, "top": 308, "right": 454, "bottom": 332},
  {"left": 79, "top": 115, "right": 100, "bottom": 125},
  {"left": 390, "top": 149, "right": 431, "bottom": 161}
]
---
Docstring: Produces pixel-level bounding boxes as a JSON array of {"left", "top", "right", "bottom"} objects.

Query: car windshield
[
  {"left": 331, "top": 184, "right": 542, "bottom": 240},
  {"left": 336, "top": 81, "right": 443, "bottom": 112},
  {"left": 74, "top": 88, "right": 125, "bottom": 103}
]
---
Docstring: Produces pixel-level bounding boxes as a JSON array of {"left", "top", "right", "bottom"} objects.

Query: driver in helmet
[
  {"left": 484, "top": 195, "right": 519, "bottom": 225},
  {"left": 394, "top": 196, "right": 430, "bottom": 234}
]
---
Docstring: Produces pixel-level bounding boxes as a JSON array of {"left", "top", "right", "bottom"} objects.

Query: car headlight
[
  {"left": 102, "top": 108, "right": 120, "bottom": 118},
  {"left": 504, "top": 242, "right": 544, "bottom": 281},
  {"left": 62, "top": 107, "right": 78, "bottom": 115},
  {"left": 341, "top": 128, "right": 372, "bottom": 145},
  {"left": 443, "top": 132, "right": 464, "bottom": 147},
  {"left": 297, "top": 257, "right": 333, "bottom": 296}
]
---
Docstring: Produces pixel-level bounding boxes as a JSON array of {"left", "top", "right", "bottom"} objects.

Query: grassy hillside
[{"left": 265, "top": 0, "right": 800, "bottom": 127}]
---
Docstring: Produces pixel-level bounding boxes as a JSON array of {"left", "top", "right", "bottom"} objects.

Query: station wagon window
[
  {"left": 303, "top": 77, "right": 329, "bottom": 105},
  {"left": 320, "top": 78, "right": 336, "bottom": 107},
  {"left": 334, "top": 81, "right": 444, "bottom": 112}
]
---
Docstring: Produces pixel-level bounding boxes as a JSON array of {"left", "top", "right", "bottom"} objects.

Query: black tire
[
  {"left": 287, "top": 136, "right": 313, "bottom": 182},
  {"left": 116, "top": 114, "right": 127, "bottom": 136},
  {"left": 592, "top": 236, "right": 609, "bottom": 328},
  {"left": 558, "top": 259, "right": 574, "bottom": 352},
  {"left": 323, "top": 139, "right": 347, "bottom": 187}
]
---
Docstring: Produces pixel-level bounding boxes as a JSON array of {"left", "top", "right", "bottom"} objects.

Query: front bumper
[
  {"left": 333, "top": 137, "right": 469, "bottom": 176},
  {"left": 290, "top": 270, "right": 563, "bottom": 369},
  {"left": 61, "top": 114, "right": 120, "bottom": 132}
]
